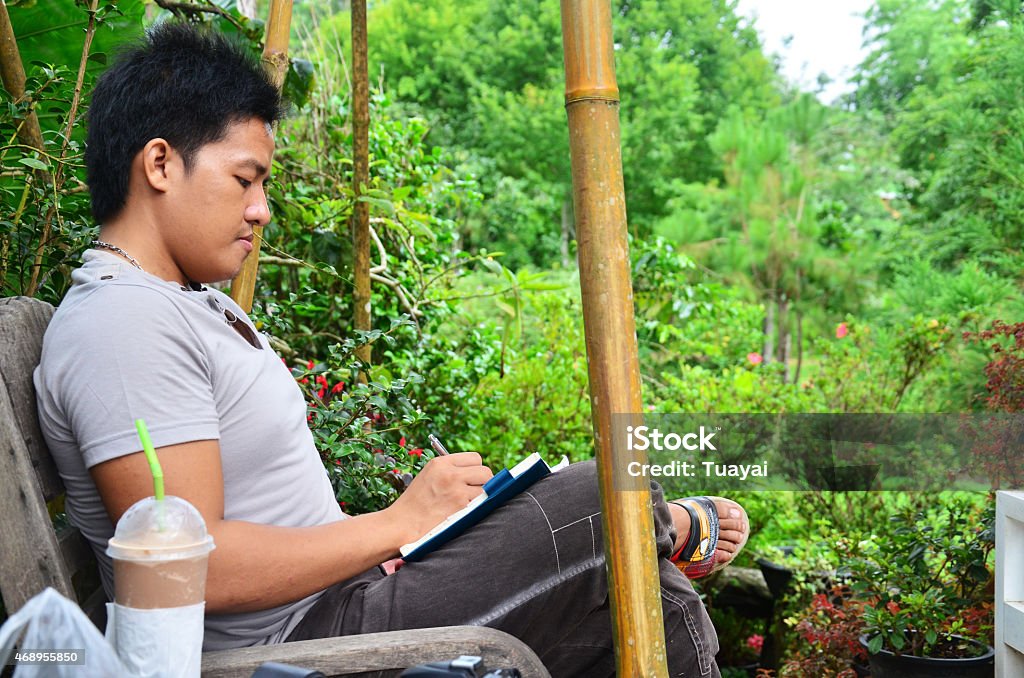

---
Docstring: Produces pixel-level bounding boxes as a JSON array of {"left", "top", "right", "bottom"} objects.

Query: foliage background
[{"left": 2, "top": 0, "right": 1018, "bottom": 668}]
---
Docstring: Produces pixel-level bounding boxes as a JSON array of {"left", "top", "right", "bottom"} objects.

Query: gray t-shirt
[{"left": 34, "top": 250, "right": 345, "bottom": 650}]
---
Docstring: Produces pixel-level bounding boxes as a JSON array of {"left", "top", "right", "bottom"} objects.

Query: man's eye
[{"left": 237, "top": 177, "right": 252, "bottom": 189}]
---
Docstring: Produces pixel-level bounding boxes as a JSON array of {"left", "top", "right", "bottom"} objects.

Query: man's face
[{"left": 163, "top": 117, "right": 275, "bottom": 284}]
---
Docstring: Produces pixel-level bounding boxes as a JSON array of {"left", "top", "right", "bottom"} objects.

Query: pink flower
[
  {"left": 836, "top": 322, "right": 849, "bottom": 339},
  {"left": 746, "top": 634, "right": 764, "bottom": 652},
  {"left": 747, "top": 352, "right": 763, "bottom": 365}
]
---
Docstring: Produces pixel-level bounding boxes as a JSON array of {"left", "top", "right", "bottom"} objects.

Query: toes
[
  {"left": 719, "top": 529, "right": 745, "bottom": 547},
  {"left": 713, "top": 499, "right": 749, "bottom": 537},
  {"left": 719, "top": 517, "right": 744, "bottom": 533}
]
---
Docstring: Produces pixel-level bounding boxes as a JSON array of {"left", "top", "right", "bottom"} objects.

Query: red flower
[
  {"left": 299, "top": 377, "right": 309, "bottom": 385},
  {"left": 409, "top": 448, "right": 423, "bottom": 458},
  {"left": 307, "top": 359, "right": 315, "bottom": 370},
  {"left": 317, "top": 387, "right": 326, "bottom": 398},
  {"left": 886, "top": 601, "right": 900, "bottom": 615},
  {"left": 399, "top": 436, "right": 407, "bottom": 448},
  {"left": 332, "top": 382, "right": 346, "bottom": 394},
  {"left": 746, "top": 634, "right": 764, "bottom": 652},
  {"left": 836, "top": 322, "right": 849, "bottom": 339},
  {"left": 391, "top": 469, "right": 401, "bottom": 474},
  {"left": 747, "top": 352, "right": 763, "bottom": 365}
]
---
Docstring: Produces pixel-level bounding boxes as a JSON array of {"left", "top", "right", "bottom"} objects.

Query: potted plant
[
  {"left": 708, "top": 606, "right": 764, "bottom": 677},
  {"left": 778, "top": 585, "right": 869, "bottom": 678},
  {"left": 843, "top": 497, "right": 995, "bottom": 678}
]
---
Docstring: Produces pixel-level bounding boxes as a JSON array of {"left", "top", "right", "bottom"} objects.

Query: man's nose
[{"left": 245, "top": 186, "right": 271, "bottom": 226}]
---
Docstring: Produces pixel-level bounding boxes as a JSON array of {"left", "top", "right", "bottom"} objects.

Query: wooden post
[
  {"left": 230, "top": 0, "right": 293, "bottom": 313},
  {"left": 351, "top": 0, "right": 371, "bottom": 373},
  {"left": 558, "top": 1, "right": 669, "bottom": 675}
]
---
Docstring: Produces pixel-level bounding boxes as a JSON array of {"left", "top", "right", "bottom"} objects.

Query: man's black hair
[{"left": 86, "top": 22, "right": 285, "bottom": 223}]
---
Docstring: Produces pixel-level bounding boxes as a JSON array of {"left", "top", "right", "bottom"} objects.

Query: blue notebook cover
[{"left": 400, "top": 452, "right": 569, "bottom": 562}]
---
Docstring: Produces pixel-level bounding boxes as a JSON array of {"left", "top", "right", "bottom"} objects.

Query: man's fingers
[
  {"left": 460, "top": 464, "right": 494, "bottom": 486},
  {"left": 445, "top": 451, "right": 483, "bottom": 466}
]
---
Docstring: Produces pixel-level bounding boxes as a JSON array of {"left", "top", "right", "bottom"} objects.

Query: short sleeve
[{"left": 47, "top": 284, "right": 220, "bottom": 468}]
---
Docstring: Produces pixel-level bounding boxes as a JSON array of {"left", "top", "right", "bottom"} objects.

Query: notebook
[{"left": 399, "top": 452, "right": 570, "bottom": 561}]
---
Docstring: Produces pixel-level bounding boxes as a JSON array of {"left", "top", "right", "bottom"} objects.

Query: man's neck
[{"left": 98, "top": 209, "right": 187, "bottom": 286}]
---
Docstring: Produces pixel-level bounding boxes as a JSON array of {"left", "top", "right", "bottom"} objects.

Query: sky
[{"left": 734, "top": 0, "right": 876, "bottom": 104}]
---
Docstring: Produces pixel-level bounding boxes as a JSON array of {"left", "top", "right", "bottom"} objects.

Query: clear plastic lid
[{"left": 107, "top": 496, "right": 215, "bottom": 562}]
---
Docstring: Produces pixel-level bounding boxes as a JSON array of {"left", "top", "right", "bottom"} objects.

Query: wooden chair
[{"left": 0, "top": 296, "right": 549, "bottom": 678}]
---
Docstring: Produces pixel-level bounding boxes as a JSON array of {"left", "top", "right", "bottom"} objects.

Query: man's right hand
[{"left": 387, "top": 452, "right": 493, "bottom": 544}]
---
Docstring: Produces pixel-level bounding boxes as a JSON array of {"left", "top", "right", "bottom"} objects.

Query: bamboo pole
[
  {"left": 558, "top": 2, "right": 669, "bottom": 676},
  {"left": 351, "top": 0, "right": 371, "bottom": 373},
  {"left": 230, "top": 0, "right": 293, "bottom": 313}
]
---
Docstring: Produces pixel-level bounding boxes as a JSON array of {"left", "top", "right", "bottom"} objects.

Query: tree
[
  {"left": 315, "top": 0, "right": 779, "bottom": 267},
  {"left": 851, "top": 0, "right": 971, "bottom": 120},
  {"left": 703, "top": 95, "right": 881, "bottom": 382},
  {"left": 888, "top": 9, "right": 1024, "bottom": 273}
]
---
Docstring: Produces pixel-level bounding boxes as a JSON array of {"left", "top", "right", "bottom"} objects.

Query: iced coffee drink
[{"left": 107, "top": 496, "right": 215, "bottom": 609}]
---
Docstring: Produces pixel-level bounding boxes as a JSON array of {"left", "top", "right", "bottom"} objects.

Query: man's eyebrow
[{"left": 236, "top": 158, "right": 270, "bottom": 178}]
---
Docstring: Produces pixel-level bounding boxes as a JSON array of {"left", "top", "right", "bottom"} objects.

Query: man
[{"left": 34, "top": 22, "right": 746, "bottom": 676}]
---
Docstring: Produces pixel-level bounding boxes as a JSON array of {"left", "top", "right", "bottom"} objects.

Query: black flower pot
[
  {"left": 755, "top": 546, "right": 796, "bottom": 599},
  {"left": 859, "top": 634, "right": 994, "bottom": 678}
]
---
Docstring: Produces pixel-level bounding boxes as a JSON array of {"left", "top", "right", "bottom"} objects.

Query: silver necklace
[{"left": 91, "top": 239, "right": 144, "bottom": 271}]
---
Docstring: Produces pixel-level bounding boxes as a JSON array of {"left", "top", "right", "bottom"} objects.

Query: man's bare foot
[{"left": 667, "top": 496, "right": 749, "bottom": 570}]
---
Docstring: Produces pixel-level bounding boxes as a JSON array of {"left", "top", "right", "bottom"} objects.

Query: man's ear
[{"left": 140, "top": 138, "right": 178, "bottom": 193}]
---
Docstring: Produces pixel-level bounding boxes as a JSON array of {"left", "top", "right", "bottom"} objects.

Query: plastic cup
[{"left": 107, "top": 496, "right": 215, "bottom": 609}]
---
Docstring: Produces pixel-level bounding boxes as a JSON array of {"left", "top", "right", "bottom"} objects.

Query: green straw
[{"left": 134, "top": 419, "right": 164, "bottom": 501}]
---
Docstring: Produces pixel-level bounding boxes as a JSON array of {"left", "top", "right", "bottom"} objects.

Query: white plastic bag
[{"left": 0, "top": 587, "right": 128, "bottom": 677}]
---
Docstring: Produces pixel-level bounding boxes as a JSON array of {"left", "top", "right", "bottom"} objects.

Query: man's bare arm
[{"left": 91, "top": 440, "right": 492, "bottom": 614}]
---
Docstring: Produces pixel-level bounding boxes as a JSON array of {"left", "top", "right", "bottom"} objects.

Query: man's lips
[{"left": 238, "top": 233, "right": 254, "bottom": 253}]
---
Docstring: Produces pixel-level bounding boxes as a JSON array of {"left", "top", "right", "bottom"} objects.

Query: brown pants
[{"left": 287, "top": 460, "right": 720, "bottom": 678}]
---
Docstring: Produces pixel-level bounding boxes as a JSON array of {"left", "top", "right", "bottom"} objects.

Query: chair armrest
[{"left": 201, "top": 626, "right": 550, "bottom": 678}]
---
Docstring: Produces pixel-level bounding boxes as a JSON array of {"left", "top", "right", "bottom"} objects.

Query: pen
[{"left": 428, "top": 434, "right": 450, "bottom": 456}]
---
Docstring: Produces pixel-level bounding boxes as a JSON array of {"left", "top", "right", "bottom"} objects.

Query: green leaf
[
  {"left": 868, "top": 635, "right": 884, "bottom": 655},
  {"left": 19, "top": 157, "right": 47, "bottom": 171},
  {"left": 480, "top": 257, "right": 503, "bottom": 275},
  {"left": 520, "top": 281, "right": 565, "bottom": 291},
  {"left": 890, "top": 633, "right": 905, "bottom": 651},
  {"left": 925, "top": 630, "right": 937, "bottom": 645},
  {"left": 283, "top": 57, "right": 315, "bottom": 109},
  {"left": 494, "top": 300, "right": 516, "bottom": 317}
]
